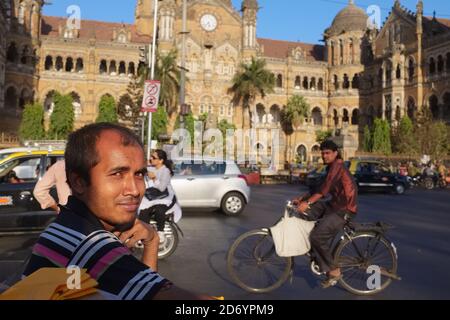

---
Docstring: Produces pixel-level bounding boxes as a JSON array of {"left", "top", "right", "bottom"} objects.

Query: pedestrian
[{"left": 33, "top": 159, "right": 71, "bottom": 213}]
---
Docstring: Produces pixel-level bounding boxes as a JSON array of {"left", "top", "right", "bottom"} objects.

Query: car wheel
[
  {"left": 221, "top": 192, "right": 245, "bottom": 216},
  {"left": 394, "top": 183, "right": 405, "bottom": 195}
]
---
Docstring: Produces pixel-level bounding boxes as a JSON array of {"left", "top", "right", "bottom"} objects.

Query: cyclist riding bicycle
[{"left": 293, "top": 140, "right": 357, "bottom": 289}]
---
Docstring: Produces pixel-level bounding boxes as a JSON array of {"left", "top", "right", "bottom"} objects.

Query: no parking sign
[{"left": 141, "top": 80, "right": 161, "bottom": 113}]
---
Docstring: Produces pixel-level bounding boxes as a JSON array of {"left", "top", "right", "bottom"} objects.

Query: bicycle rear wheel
[
  {"left": 334, "top": 232, "right": 398, "bottom": 296},
  {"left": 227, "top": 229, "right": 292, "bottom": 294}
]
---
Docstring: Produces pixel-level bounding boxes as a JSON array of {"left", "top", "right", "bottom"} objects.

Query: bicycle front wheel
[
  {"left": 227, "top": 229, "right": 293, "bottom": 294},
  {"left": 334, "top": 232, "right": 398, "bottom": 296}
]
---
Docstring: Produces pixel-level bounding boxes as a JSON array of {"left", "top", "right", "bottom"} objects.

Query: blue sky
[{"left": 43, "top": 0, "right": 450, "bottom": 44}]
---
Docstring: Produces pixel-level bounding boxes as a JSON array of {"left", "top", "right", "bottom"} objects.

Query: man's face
[
  {"left": 77, "top": 130, "right": 147, "bottom": 232},
  {"left": 321, "top": 149, "right": 338, "bottom": 165}
]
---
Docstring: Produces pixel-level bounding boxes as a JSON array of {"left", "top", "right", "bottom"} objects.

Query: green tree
[
  {"left": 414, "top": 108, "right": 449, "bottom": 159},
  {"left": 96, "top": 95, "right": 118, "bottom": 123},
  {"left": 316, "top": 130, "right": 333, "bottom": 144},
  {"left": 48, "top": 93, "right": 74, "bottom": 140},
  {"left": 19, "top": 103, "right": 45, "bottom": 141},
  {"left": 151, "top": 106, "right": 169, "bottom": 141},
  {"left": 118, "top": 76, "right": 143, "bottom": 126},
  {"left": 139, "top": 50, "right": 181, "bottom": 116},
  {"left": 229, "top": 57, "right": 275, "bottom": 129},
  {"left": 393, "top": 116, "right": 417, "bottom": 155},
  {"left": 218, "top": 119, "right": 236, "bottom": 154},
  {"left": 372, "top": 118, "right": 392, "bottom": 155},
  {"left": 175, "top": 112, "right": 195, "bottom": 144},
  {"left": 363, "top": 125, "right": 372, "bottom": 152}
]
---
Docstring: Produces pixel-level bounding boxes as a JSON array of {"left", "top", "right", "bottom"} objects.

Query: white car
[{"left": 171, "top": 159, "right": 251, "bottom": 216}]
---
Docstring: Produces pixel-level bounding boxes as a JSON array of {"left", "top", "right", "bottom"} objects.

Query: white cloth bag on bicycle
[{"left": 270, "top": 210, "right": 315, "bottom": 257}]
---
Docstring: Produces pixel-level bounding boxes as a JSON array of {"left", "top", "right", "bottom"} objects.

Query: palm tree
[
  {"left": 138, "top": 50, "right": 181, "bottom": 116},
  {"left": 228, "top": 57, "right": 275, "bottom": 128},
  {"left": 281, "top": 95, "right": 311, "bottom": 161}
]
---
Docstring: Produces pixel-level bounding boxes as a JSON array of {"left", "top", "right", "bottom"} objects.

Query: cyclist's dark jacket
[
  {"left": 23, "top": 196, "right": 169, "bottom": 300},
  {"left": 318, "top": 159, "right": 357, "bottom": 214}
]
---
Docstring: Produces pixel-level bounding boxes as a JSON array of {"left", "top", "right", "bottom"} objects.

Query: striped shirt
[{"left": 23, "top": 196, "right": 169, "bottom": 300}]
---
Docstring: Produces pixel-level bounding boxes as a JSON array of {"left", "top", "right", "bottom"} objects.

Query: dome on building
[
  {"left": 326, "top": 0, "right": 368, "bottom": 36},
  {"left": 242, "top": 0, "right": 258, "bottom": 10}
]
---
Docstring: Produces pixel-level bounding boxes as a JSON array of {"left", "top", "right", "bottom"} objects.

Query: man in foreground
[{"left": 24, "top": 123, "right": 209, "bottom": 300}]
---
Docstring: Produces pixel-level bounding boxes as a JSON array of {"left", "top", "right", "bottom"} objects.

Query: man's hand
[
  {"left": 297, "top": 202, "right": 310, "bottom": 216},
  {"left": 147, "top": 171, "right": 156, "bottom": 180},
  {"left": 114, "top": 219, "right": 157, "bottom": 249}
]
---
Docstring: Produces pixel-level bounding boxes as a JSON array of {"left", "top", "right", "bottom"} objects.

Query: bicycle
[{"left": 227, "top": 202, "right": 401, "bottom": 296}]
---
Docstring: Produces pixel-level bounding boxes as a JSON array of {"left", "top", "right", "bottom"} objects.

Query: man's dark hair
[
  {"left": 320, "top": 140, "right": 339, "bottom": 152},
  {"left": 65, "top": 123, "right": 143, "bottom": 186}
]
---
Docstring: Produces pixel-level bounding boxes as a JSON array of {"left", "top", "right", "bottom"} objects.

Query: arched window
[
  {"left": 21, "top": 46, "right": 30, "bottom": 65},
  {"left": 69, "top": 92, "right": 82, "bottom": 118},
  {"left": 352, "top": 74, "right": 359, "bottom": 89},
  {"left": 55, "top": 56, "right": 64, "bottom": 71},
  {"left": 318, "top": 78, "right": 324, "bottom": 91},
  {"left": 276, "top": 74, "right": 283, "bottom": 88},
  {"left": 128, "top": 62, "right": 136, "bottom": 75},
  {"left": 333, "top": 75, "right": 339, "bottom": 90},
  {"left": 385, "top": 64, "right": 392, "bottom": 85},
  {"left": 7, "top": 43, "right": 18, "bottom": 62},
  {"left": 99, "top": 60, "right": 108, "bottom": 74},
  {"left": 119, "top": 61, "right": 126, "bottom": 75},
  {"left": 408, "top": 58, "right": 415, "bottom": 81},
  {"left": 44, "top": 90, "right": 58, "bottom": 113},
  {"left": 343, "top": 109, "right": 350, "bottom": 123},
  {"left": 310, "top": 77, "right": 316, "bottom": 90},
  {"left": 311, "top": 107, "right": 323, "bottom": 126},
  {"left": 295, "top": 76, "right": 301, "bottom": 89},
  {"left": 270, "top": 105, "right": 280, "bottom": 123},
  {"left": 429, "top": 95, "right": 439, "bottom": 119},
  {"left": 333, "top": 109, "right": 339, "bottom": 126},
  {"left": 331, "top": 42, "right": 335, "bottom": 66},
  {"left": 5, "top": 87, "right": 18, "bottom": 110},
  {"left": 396, "top": 64, "right": 401, "bottom": 79},
  {"left": 297, "top": 145, "right": 307, "bottom": 162},
  {"left": 351, "top": 109, "right": 359, "bottom": 125},
  {"left": 339, "top": 39, "right": 344, "bottom": 65},
  {"left": 303, "top": 77, "right": 309, "bottom": 90},
  {"left": 349, "top": 39, "right": 354, "bottom": 64},
  {"left": 437, "top": 55, "right": 444, "bottom": 73},
  {"left": 44, "top": 56, "right": 53, "bottom": 71},
  {"left": 429, "top": 57, "right": 436, "bottom": 75},
  {"left": 76, "top": 58, "right": 84, "bottom": 72},
  {"left": 109, "top": 61, "right": 117, "bottom": 75},
  {"left": 256, "top": 104, "right": 266, "bottom": 124},
  {"left": 343, "top": 74, "right": 350, "bottom": 89},
  {"left": 65, "top": 57, "right": 74, "bottom": 72},
  {"left": 407, "top": 97, "right": 416, "bottom": 121},
  {"left": 395, "top": 106, "right": 401, "bottom": 122}
]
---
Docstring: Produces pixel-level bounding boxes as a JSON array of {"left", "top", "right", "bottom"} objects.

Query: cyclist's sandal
[{"left": 320, "top": 275, "right": 343, "bottom": 289}]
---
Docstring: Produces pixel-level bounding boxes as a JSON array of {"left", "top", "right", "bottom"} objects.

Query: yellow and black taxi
[
  {"left": 305, "top": 159, "right": 410, "bottom": 195},
  {"left": 0, "top": 149, "right": 64, "bottom": 232}
]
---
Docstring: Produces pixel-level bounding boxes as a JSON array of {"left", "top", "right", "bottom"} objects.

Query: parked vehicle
[
  {"left": 305, "top": 160, "right": 410, "bottom": 195},
  {"left": 172, "top": 159, "right": 251, "bottom": 216}
]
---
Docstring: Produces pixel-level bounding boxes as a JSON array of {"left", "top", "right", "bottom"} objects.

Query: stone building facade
[{"left": 1, "top": 0, "right": 450, "bottom": 163}]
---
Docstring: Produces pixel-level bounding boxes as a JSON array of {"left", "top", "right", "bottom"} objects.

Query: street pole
[
  {"left": 179, "top": 0, "right": 188, "bottom": 129},
  {"left": 147, "top": 0, "right": 159, "bottom": 161}
]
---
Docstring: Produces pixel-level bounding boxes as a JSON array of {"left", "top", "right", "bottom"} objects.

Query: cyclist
[{"left": 294, "top": 140, "right": 357, "bottom": 289}]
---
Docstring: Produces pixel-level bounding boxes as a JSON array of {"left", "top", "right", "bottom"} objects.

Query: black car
[
  {"left": 352, "top": 160, "right": 410, "bottom": 195},
  {"left": 305, "top": 160, "right": 410, "bottom": 195},
  {"left": 0, "top": 151, "right": 63, "bottom": 232}
]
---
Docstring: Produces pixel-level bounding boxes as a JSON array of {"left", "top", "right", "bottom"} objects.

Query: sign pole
[{"left": 147, "top": 0, "right": 159, "bottom": 161}]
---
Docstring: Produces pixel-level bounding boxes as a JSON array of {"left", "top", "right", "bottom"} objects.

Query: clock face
[{"left": 200, "top": 14, "right": 218, "bottom": 32}]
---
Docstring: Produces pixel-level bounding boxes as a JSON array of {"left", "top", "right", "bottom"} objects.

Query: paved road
[{"left": 1, "top": 185, "right": 450, "bottom": 299}]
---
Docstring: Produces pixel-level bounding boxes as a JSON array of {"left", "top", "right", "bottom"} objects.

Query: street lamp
[{"left": 179, "top": 0, "right": 189, "bottom": 129}]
